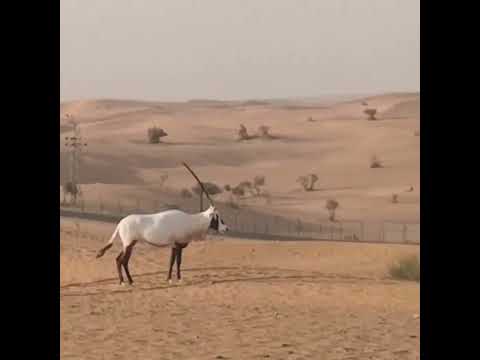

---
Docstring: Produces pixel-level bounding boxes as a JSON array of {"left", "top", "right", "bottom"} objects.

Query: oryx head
[{"left": 206, "top": 205, "right": 229, "bottom": 233}]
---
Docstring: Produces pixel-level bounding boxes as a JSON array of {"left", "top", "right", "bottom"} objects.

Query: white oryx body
[
  {"left": 109, "top": 206, "right": 222, "bottom": 249},
  {"left": 96, "top": 204, "right": 228, "bottom": 285}
]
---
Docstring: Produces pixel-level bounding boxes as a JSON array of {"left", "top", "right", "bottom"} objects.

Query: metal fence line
[{"left": 60, "top": 199, "right": 420, "bottom": 245}]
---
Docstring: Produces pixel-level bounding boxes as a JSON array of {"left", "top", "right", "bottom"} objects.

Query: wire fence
[{"left": 60, "top": 198, "right": 420, "bottom": 245}]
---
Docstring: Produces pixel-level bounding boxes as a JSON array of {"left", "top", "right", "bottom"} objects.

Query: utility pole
[{"left": 63, "top": 114, "right": 87, "bottom": 202}]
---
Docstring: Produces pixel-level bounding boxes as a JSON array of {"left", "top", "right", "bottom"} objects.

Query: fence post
[
  {"left": 81, "top": 199, "right": 85, "bottom": 213},
  {"left": 360, "top": 222, "right": 364, "bottom": 242},
  {"left": 402, "top": 224, "right": 408, "bottom": 243},
  {"left": 265, "top": 222, "right": 269, "bottom": 235}
]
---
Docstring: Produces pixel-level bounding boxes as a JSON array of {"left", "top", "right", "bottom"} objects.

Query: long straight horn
[{"left": 182, "top": 162, "right": 215, "bottom": 206}]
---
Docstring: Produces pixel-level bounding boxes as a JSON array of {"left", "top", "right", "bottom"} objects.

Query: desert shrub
[
  {"left": 263, "top": 191, "right": 272, "bottom": 205},
  {"left": 253, "top": 175, "right": 266, "bottom": 195},
  {"left": 159, "top": 173, "right": 169, "bottom": 188},
  {"left": 364, "top": 108, "right": 377, "bottom": 120},
  {"left": 391, "top": 193, "right": 399, "bottom": 203},
  {"left": 297, "top": 174, "right": 318, "bottom": 191},
  {"left": 325, "top": 199, "right": 339, "bottom": 221},
  {"left": 237, "top": 124, "right": 252, "bottom": 141},
  {"left": 297, "top": 176, "right": 309, "bottom": 191},
  {"left": 180, "top": 188, "right": 193, "bottom": 198},
  {"left": 62, "top": 181, "right": 79, "bottom": 203},
  {"left": 307, "top": 116, "right": 315, "bottom": 122},
  {"left": 370, "top": 155, "right": 383, "bottom": 168},
  {"left": 231, "top": 185, "right": 245, "bottom": 197},
  {"left": 389, "top": 255, "right": 420, "bottom": 282},
  {"left": 191, "top": 182, "right": 223, "bottom": 197},
  {"left": 258, "top": 125, "right": 273, "bottom": 138},
  {"left": 147, "top": 126, "right": 168, "bottom": 144},
  {"left": 224, "top": 184, "right": 232, "bottom": 192},
  {"left": 226, "top": 195, "right": 240, "bottom": 209}
]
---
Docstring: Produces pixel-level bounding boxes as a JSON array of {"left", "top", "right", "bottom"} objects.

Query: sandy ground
[
  {"left": 61, "top": 218, "right": 419, "bottom": 360},
  {"left": 60, "top": 93, "right": 420, "bottom": 224}
]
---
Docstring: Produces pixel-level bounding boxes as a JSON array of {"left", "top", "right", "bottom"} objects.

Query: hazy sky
[{"left": 60, "top": 0, "right": 419, "bottom": 102}]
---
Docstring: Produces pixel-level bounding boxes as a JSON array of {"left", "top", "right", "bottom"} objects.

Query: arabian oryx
[{"left": 96, "top": 162, "right": 229, "bottom": 285}]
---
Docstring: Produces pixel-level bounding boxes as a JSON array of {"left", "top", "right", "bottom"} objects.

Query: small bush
[
  {"left": 231, "top": 185, "right": 245, "bottom": 197},
  {"left": 159, "top": 173, "right": 169, "bottom": 188},
  {"left": 192, "top": 182, "right": 223, "bottom": 197},
  {"left": 370, "top": 155, "right": 383, "bottom": 168},
  {"left": 147, "top": 126, "right": 168, "bottom": 144},
  {"left": 226, "top": 195, "right": 240, "bottom": 209},
  {"left": 325, "top": 199, "right": 339, "bottom": 221},
  {"left": 253, "top": 175, "right": 266, "bottom": 195},
  {"left": 297, "top": 174, "right": 318, "bottom": 191},
  {"left": 224, "top": 184, "right": 232, "bottom": 192},
  {"left": 237, "top": 124, "right": 252, "bottom": 141},
  {"left": 180, "top": 188, "right": 193, "bottom": 198},
  {"left": 258, "top": 125, "right": 273, "bottom": 139},
  {"left": 391, "top": 193, "right": 399, "bottom": 203},
  {"left": 389, "top": 255, "right": 420, "bottom": 282},
  {"left": 364, "top": 108, "right": 377, "bottom": 120}
]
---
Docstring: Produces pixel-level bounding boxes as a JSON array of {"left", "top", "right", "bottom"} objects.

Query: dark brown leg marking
[
  {"left": 175, "top": 242, "right": 188, "bottom": 280},
  {"left": 176, "top": 247, "right": 183, "bottom": 280},
  {"left": 167, "top": 247, "right": 177, "bottom": 281},
  {"left": 115, "top": 251, "right": 125, "bottom": 284},
  {"left": 122, "top": 241, "right": 137, "bottom": 285}
]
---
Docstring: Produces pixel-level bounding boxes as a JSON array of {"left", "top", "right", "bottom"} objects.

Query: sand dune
[{"left": 60, "top": 93, "right": 419, "bottom": 224}]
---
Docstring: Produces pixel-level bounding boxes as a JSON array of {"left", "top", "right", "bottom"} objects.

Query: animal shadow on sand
[{"left": 60, "top": 266, "right": 393, "bottom": 298}]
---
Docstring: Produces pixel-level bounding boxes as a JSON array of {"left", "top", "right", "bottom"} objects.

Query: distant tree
[
  {"left": 325, "top": 199, "right": 339, "bottom": 222},
  {"left": 297, "top": 174, "right": 318, "bottom": 191},
  {"left": 180, "top": 188, "right": 193, "bottom": 198},
  {"left": 258, "top": 125, "right": 273, "bottom": 139},
  {"left": 364, "top": 108, "right": 377, "bottom": 120},
  {"left": 391, "top": 193, "right": 399, "bottom": 203},
  {"left": 62, "top": 181, "right": 79, "bottom": 204},
  {"left": 237, "top": 124, "right": 251, "bottom": 141},
  {"left": 253, "top": 175, "right": 266, "bottom": 195},
  {"left": 370, "top": 155, "right": 383, "bottom": 168},
  {"left": 147, "top": 126, "right": 168, "bottom": 144},
  {"left": 159, "top": 173, "right": 169, "bottom": 188},
  {"left": 191, "top": 182, "right": 223, "bottom": 197}
]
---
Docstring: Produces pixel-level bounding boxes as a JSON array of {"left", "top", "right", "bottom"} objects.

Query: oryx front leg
[{"left": 167, "top": 247, "right": 177, "bottom": 284}]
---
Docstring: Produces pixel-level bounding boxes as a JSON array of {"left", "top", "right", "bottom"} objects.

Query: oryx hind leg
[{"left": 122, "top": 240, "right": 137, "bottom": 285}]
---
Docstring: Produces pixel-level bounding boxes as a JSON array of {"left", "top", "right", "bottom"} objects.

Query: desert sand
[
  {"left": 60, "top": 93, "right": 420, "bottom": 224},
  {"left": 61, "top": 218, "right": 419, "bottom": 360},
  {"left": 60, "top": 94, "right": 420, "bottom": 359}
]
